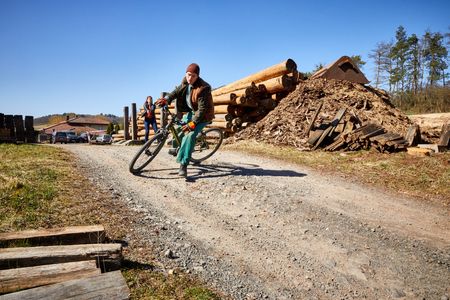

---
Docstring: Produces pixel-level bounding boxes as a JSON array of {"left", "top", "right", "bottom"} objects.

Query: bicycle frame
[{"left": 159, "top": 105, "right": 185, "bottom": 148}]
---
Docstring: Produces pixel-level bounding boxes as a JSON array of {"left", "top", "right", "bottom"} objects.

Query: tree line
[{"left": 369, "top": 26, "right": 449, "bottom": 113}]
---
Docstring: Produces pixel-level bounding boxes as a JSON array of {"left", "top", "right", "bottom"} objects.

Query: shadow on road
[{"left": 133, "top": 162, "right": 306, "bottom": 182}]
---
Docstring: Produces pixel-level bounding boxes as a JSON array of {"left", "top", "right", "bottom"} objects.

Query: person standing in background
[{"left": 142, "top": 96, "right": 158, "bottom": 142}]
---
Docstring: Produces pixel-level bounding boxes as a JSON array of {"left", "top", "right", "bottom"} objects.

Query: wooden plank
[
  {"left": 307, "top": 129, "right": 323, "bottom": 145},
  {"left": 0, "top": 243, "right": 122, "bottom": 270},
  {"left": 305, "top": 101, "right": 323, "bottom": 136},
  {"left": 0, "top": 260, "right": 100, "bottom": 294},
  {"left": 405, "top": 124, "right": 420, "bottom": 146},
  {"left": 359, "top": 127, "right": 385, "bottom": 140},
  {"left": 0, "top": 225, "right": 105, "bottom": 247},
  {"left": 0, "top": 270, "right": 129, "bottom": 300},
  {"left": 312, "top": 108, "right": 346, "bottom": 150},
  {"left": 438, "top": 124, "right": 450, "bottom": 147},
  {"left": 417, "top": 144, "right": 440, "bottom": 153},
  {"left": 369, "top": 132, "right": 403, "bottom": 144},
  {"left": 406, "top": 147, "right": 432, "bottom": 156}
]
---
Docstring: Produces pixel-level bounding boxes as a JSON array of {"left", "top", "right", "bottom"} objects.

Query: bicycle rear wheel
[
  {"left": 129, "top": 133, "right": 166, "bottom": 173},
  {"left": 190, "top": 128, "right": 223, "bottom": 163}
]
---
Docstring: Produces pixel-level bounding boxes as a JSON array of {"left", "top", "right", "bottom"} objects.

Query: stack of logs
[{"left": 209, "top": 59, "right": 300, "bottom": 135}]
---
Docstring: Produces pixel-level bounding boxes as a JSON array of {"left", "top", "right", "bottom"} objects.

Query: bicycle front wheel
[
  {"left": 190, "top": 128, "right": 223, "bottom": 164},
  {"left": 129, "top": 133, "right": 166, "bottom": 173}
]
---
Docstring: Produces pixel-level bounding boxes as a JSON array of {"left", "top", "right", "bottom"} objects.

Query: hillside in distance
[{"left": 35, "top": 113, "right": 123, "bottom": 126}]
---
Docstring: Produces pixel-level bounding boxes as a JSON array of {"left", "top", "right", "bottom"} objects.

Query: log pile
[
  {"left": 209, "top": 59, "right": 300, "bottom": 135},
  {"left": 0, "top": 225, "right": 129, "bottom": 299},
  {"left": 233, "top": 78, "right": 413, "bottom": 152}
]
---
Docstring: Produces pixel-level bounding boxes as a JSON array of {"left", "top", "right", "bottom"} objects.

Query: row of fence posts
[{"left": 0, "top": 113, "right": 37, "bottom": 143}]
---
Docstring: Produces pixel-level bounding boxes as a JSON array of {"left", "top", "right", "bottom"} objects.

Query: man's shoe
[
  {"left": 178, "top": 164, "right": 187, "bottom": 177},
  {"left": 168, "top": 148, "right": 177, "bottom": 156}
]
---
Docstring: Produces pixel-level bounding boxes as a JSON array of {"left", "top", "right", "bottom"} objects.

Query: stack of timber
[
  {"left": 0, "top": 225, "right": 129, "bottom": 299},
  {"left": 234, "top": 78, "right": 413, "bottom": 153},
  {"left": 210, "top": 59, "right": 300, "bottom": 136},
  {"left": 0, "top": 113, "right": 37, "bottom": 144}
]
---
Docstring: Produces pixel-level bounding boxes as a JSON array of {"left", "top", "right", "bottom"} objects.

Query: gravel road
[{"left": 60, "top": 143, "right": 449, "bottom": 300}]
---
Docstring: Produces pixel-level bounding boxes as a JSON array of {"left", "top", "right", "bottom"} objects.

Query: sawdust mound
[{"left": 233, "top": 78, "right": 412, "bottom": 149}]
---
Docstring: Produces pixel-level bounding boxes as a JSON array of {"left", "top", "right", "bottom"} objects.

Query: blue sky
[{"left": 0, "top": 0, "right": 449, "bottom": 117}]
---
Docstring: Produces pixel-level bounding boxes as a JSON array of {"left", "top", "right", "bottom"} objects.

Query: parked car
[
  {"left": 53, "top": 131, "right": 68, "bottom": 144},
  {"left": 78, "top": 132, "right": 89, "bottom": 143},
  {"left": 95, "top": 134, "right": 112, "bottom": 144},
  {"left": 66, "top": 132, "right": 78, "bottom": 143}
]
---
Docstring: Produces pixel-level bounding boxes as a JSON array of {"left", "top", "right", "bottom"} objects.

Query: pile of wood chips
[{"left": 233, "top": 78, "right": 413, "bottom": 152}]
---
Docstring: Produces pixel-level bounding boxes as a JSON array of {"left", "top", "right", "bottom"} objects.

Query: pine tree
[
  {"left": 390, "top": 26, "right": 409, "bottom": 94},
  {"left": 350, "top": 55, "right": 366, "bottom": 69},
  {"left": 422, "top": 31, "right": 448, "bottom": 86},
  {"left": 406, "top": 34, "right": 421, "bottom": 94}
]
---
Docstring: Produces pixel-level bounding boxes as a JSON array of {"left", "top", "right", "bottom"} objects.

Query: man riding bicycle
[{"left": 156, "top": 63, "right": 215, "bottom": 177}]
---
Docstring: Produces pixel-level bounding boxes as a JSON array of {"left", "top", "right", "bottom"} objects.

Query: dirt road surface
[{"left": 60, "top": 144, "right": 449, "bottom": 300}]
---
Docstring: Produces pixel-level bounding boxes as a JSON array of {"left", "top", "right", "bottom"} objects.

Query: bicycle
[{"left": 129, "top": 105, "right": 223, "bottom": 174}]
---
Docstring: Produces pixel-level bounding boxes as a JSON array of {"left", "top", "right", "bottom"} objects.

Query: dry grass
[
  {"left": 0, "top": 143, "right": 222, "bottom": 299},
  {"left": 223, "top": 140, "right": 450, "bottom": 207}
]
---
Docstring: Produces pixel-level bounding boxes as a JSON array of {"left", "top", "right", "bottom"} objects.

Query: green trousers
[{"left": 175, "top": 112, "right": 208, "bottom": 166}]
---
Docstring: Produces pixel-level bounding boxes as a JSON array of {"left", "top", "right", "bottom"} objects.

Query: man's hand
[
  {"left": 181, "top": 121, "right": 196, "bottom": 132},
  {"left": 155, "top": 98, "right": 167, "bottom": 107}
]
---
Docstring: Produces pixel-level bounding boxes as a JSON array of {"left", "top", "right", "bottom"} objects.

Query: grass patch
[
  {"left": 0, "top": 143, "right": 222, "bottom": 299},
  {"left": 0, "top": 144, "right": 68, "bottom": 231},
  {"left": 223, "top": 140, "right": 450, "bottom": 206},
  {"left": 123, "top": 268, "right": 221, "bottom": 300}
]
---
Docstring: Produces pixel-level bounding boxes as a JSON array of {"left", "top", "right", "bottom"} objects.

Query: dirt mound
[{"left": 233, "top": 78, "right": 412, "bottom": 150}]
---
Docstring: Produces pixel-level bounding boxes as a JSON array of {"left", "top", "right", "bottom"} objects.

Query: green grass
[
  {"left": 0, "top": 144, "right": 69, "bottom": 231},
  {"left": 122, "top": 269, "right": 221, "bottom": 300}
]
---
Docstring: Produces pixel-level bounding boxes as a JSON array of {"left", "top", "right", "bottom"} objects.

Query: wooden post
[
  {"left": 160, "top": 92, "right": 168, "bottom": 128},
  {"left": 131, "top": 103, "right": 138, "bottom": 141},
  {"left": 123, "top": 106, "right": 130, "bottom": 140}
]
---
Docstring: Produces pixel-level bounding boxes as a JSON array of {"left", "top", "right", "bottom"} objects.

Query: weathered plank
[
  {"left": 312, "top": 108, "right": 347, "bottom": 150},
  {"left": 0, "top": 225, "right": 105, "bottom": 247},
  {"left": 0, "top": 260, "right": 100, "bottom": 294},
  {"left": 369, "top": 132, "right": 403, "bottom": 144},
  {"left": 406, "top": 147, "right": 432, "bottom": 156},
  {"left": 405, "top": 124, "right": 420, "bottom": 146},
  {"left": 305, "top": 101, "right": 323, "bottom": 136},
  {"left": 438, "top": 124, "right": 450, "bottom": 148},
  {"left": 0, "top": 243, "right": 122, "bottom": 270},
  {"left": 0, "top": 270, "right": 129, "bottom": 300}
]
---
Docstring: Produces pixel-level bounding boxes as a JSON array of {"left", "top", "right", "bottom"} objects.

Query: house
[{"left": 42, "top": 116, "right": 110, "bottom": 135}]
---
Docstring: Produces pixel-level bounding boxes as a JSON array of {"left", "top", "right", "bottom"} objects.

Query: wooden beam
[
  {"left": 0, "top": 270, "right": 129, "bottom": 300},
  {"left": 0, "top": 225, "right": 105, "bottom": 247},
  {"left": 0, "top": 243, "right": 122, "bottom": 270},
  {"left": 0, "top": 260, "right": 100, "bottom": 294}
]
